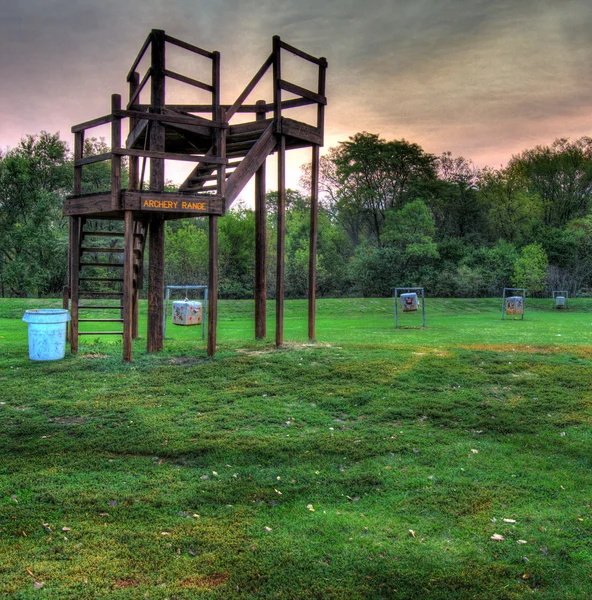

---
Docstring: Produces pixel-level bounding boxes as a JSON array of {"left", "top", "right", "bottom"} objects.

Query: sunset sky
[{"left": 1, "top": 0, "right": 590, "bottom": 197}]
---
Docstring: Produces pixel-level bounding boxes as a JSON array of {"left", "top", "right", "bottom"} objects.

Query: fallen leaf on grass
[
  {"left": 503, "top": 518, "right": 517, "bottom": 524},
  {"left": 33, "top": 581, "right": 44, "bottom": 589},
  {"left": 517, "top": 540, "right": 527, "bottom": 544},
  {"left": 10, "top": 495, "right": 18, "bottom": 503},
  {"left": 161, "top": 532, "right": 171, "bottom": 536},
  {"left": 307, "top": 504, "right": 315, "bottom": 512},
  {"left": 471, "top": 449, "right": 479, "bottom": 454},
  {"left": 62, "top": 527, "right": 71, "bottom": 532},
  {"left": 409, "top": 530, "right": 416, "bottom": 538},
  {"left": 264, "top": 526, "right": 272, "bottom": 534},
  {"left": 490, "top": 534, "right": 504, "bottom": 541}
]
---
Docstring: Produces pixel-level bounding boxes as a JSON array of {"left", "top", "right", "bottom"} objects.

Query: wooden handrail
[
  {"left": 164, "top": 34, "right": 214, "bottom": 59},
  {"left": 75, "top": 152, "right": 113, "bottom": 167},
  {"left": 279, "top": 80, "right": 326, "bottom": 105},
  {"left": 279, "top": 40, "right": 327, "bottom": 67},
  {"left": 112, "top": 148, "right": 228, "bottom": 164},
  {"left": 226, "top": 53, "right": 273, "bottom": 120},
  {"left": 71, "top": 114, "right": 113, "bottom": 134},
  {"left": 127, "top": 33, "right": 152, "bottom": 82},
  {"left": 163, "top": 69, "right": 213, "bottom": 93},
  {"left": 115, "top": 109, "right": 228, "bottom": 129},
  {"left": 132, "top": 103, "right": 262, "bottom": 113},
  {"left": 127, "top": 68, "right": 152, "bottom": 109}
]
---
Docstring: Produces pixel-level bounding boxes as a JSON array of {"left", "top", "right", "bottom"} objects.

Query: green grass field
[{"left": 1, "top": 297, "right": 591, "bottom": 599}]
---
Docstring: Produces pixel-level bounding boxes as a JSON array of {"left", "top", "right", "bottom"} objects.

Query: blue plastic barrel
[{"left": 22, "top": 309, "right": 71, "bottom": 361}]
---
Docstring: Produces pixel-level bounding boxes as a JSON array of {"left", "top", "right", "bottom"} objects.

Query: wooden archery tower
[{"left": 64, "top": 30, "right": 327, "bottom": 362}]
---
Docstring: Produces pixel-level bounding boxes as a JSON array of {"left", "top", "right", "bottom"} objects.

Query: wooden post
[
  {"left": 128, "top": 72, "right": 140, "bottom": 190},
  {"left": 255, "top": 100, "right": 267, "bottom": 339},
  {"left": 70, "top": 217, "right": 80, "bottom": 355},
  {"left": 272, "top": 36, "right": 282, "bottom": 127},
  {"left": 207, "top": 216, "right": 218, "bottom": 357},
  {"left": 147, "top": 29, "right": 166, "bottom": 353},
  {"left": 212, "top": 51, "right": 220, "bottom": 123},
  {"left": 276, "top": 135, "right": 286, "bottom": 347},
  {"left": 111, "top": 94, "right": 122, "bottom": 209},
  {"left": 308, "top": 144, "right": 319, "bottom": 342},
  {"left": 62, "top": 286, "right": 70, "bottom": 342},
  {"left": 123, "top": 211, "right": 134, "bottom": 362}
]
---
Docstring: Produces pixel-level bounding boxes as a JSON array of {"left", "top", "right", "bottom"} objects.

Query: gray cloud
[{"left": 1, "top": 0, "right": 590, "bottom": 175}]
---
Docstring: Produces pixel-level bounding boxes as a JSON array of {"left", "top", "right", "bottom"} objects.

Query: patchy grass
[{"left": 1, "top": 298, "right": 591, "bottom": 599}]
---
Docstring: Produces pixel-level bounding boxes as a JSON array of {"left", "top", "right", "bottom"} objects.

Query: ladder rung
[
  {"left": 79, "top": 263, "right": 124, "bottom": 268},
  {"left": 79, "top": 292, "right": 124, "bottom": 297},
  {"left": 199, "top": 185, "right": 218, "bottom": 191},
  {"left": 81, "top": 247, "right": 124, "bottom": 253},
  {"left": 79, "top": 277, "right": 124, "bottom": 282},
  {"left": 78, "top": 331, "right": 123, "bottom": 336},
  {"left": 79, "top": 319, "right": 124, "bottom": 322},
  {"left": 78, "top": 306, "right": 122, "bottom": 309},
  {"left": 83, "top": 232, "right": 125, "bottom": 238}
]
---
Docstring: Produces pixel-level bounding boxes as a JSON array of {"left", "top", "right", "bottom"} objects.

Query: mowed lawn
[{"left": 1, "top": 297, "right": 591, "bottom": 599}]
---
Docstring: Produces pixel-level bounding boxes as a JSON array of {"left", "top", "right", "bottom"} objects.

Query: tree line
[{"left": 2, "top": 130, "right": 592, "bottom": 299}]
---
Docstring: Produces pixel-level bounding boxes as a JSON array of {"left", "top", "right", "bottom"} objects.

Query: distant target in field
[
  {"left": 552, "top": 290, "right": 568, "bottom": 309},
  {"left": 394, "top": 287, "right": 426, "bottom": 328},
  {"left": 502, "top": 288, "right": 526, "bottom": 320}
]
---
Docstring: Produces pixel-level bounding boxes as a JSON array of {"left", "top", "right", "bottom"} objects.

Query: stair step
[
  {"left": 79, "top": 319, "right": 124, "bottom": 323},
  {"left": 78, "top": 331, "right": 123, "bottom": 336},
  {"left": 80, "top": 262, "right": 124, "bottom": 268}
]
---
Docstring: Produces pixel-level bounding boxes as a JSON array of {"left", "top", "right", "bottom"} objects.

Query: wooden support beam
[
  {"left": 279, "top": 80, "right": 327, "bottom": 105},
  {"left": 70, "top": 217, "right": 81, "bottom": 354},
  {"left": 308, "top": 145, "right": 319, "bottom": 342},
  {"left": 276, "top": 135, "right": 286, "bottom": 347},
  {"left": 163, "top": 69, "right": 213, "bottom": 92},
  {"left": 272, "top": 36, "right": 282, "bottom": 127},
  {"left": 147, "top": 29, "right": 166, "bottom": 354},
  {"left": 123, "top": 211, "right": 134, "bottom": 362},
  {"left": 74, "top": 131, "right": 84, "bottom": 195},
  {"left": 207, "top": 216, "right": 218, "bottom": 357},
  {"left": 255, "top": 100, "right": 267, "bottom": 339}
]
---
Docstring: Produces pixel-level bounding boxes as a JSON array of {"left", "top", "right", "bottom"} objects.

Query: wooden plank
[
  {"left": 80, "top": 262, "right": 124, "bottom": 268},
  {"left": 133, "top": 219, "right": 147, "bottom": 339},
  {"left": 81, "top": 247, "right": 124, "bottom": 253},
  {"left": 225, "top": 123, "right": 276, "bottom": 206},
  {"left": 164, "top": 33, "right": 214, "bottom": 59},
  {"left": 163, "top": 69, "right": 213, "bottom": 92},
  {"left": 207, "top": 215, "right": 218, "bottom": 357},
  {"left": 83, "top": 232, "right": 125, "bottom": 238},
  {"left": 279, "top": 40, "right": 327, "bottom": 67},
  {"left": 70, "top": 217, "right": 80, "bottom": 354},
  {"left": 113, "top": 148, "right": 227, "bottom": 164},
  {"left": 75, "top": 153, "right": 112, "bottom": 167},
  {"left": 266, "top": 97, "right": 316, "bottom": 112},
  {"left": 217, "top": 107, "right": 227, "bottom": 205},
  {"left": 63, "top": 194, "right": 114, "bottom": 216},
  {"left": 127, "top": 31, "right": 152, "bottom": 82},
  {"left": 118, "top": 108, "right": 225, "bottom": 129},
  {"left": 255, "top": 100, "right": 267, "bottom": 340},
  {"left": 71, "top": 114, "right": 113, "bottom": 134},
  {"left": 63, "top": 286, "right": 70, "bottom": 342},
  {"left": 227, "top": 53, "right": 273, "bottom": 120},
  {"left": 229, "top": 119, "right": 272, "bottom": 136},
  {"left": 111, "top": 94, "right": 122, "bottom": 210},
  {"left": 280, "top": 118, "right": 323, "bottom": 146},
  {"left": 317, "top": 61, "right": 327, "bottom": 137},
  {"left": 279, "top": 80, "right": 327, "bottom": 105},
  {"left": 308, "top": 145, "right": 319, "bottom": 342},
  {"left": 123, "top": 211, "right": 134, "bottom": 362},
  {"left": 79, "top": 331, "right": 123, "bottom": 336},
  {"left": 79, "top": 319, "right": 124, "bottom": 323},
  {"left": 125, "top": 118, "right": 148, "bottom": 151},
  {"left": 276, "top": 135, "right": 286, "bottom": 347}
]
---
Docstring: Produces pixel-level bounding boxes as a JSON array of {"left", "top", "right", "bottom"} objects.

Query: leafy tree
[
  {"left": 509, "top": 137, "right": 592, "bottom": 227},
  {"left": 512, "top": 243, "right": 549, "bottom": 295},
  {"left": 0, "top": 132, "right": 70, "bottom": 297},
  {"left": 331, "top": 132, "right": 437, "bottom": 245}
]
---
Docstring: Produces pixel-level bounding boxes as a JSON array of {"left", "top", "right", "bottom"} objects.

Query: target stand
[
  {"left": 394, "top": 287, "right": 426, "bottom": 328},
  {"left": 164, "top": 285, "right": 208, "bottom": 340},
  {"left": 502, "top": 288, "right": 526, "bottom": 320}
]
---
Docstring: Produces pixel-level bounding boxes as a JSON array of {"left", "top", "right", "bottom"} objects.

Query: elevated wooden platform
[{"left": 65, "top": 30, "right": 326, "bottom": 362}]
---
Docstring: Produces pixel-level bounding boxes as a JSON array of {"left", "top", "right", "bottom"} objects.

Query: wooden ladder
[{"left": 69, "top": 217, "right": 146, "bottom": 353}]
